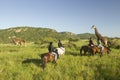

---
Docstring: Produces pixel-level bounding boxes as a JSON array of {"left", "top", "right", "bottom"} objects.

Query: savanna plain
[{"left": 0, "top": 39, "right": 120, "bottom": 80}]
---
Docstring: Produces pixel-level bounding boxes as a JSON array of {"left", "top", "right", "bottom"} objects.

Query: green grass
[{"left": 0, "top": 42, "right": 120, "bottom": 80}]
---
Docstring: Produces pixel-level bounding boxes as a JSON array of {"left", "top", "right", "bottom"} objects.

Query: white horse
[{"left": 55, "top": 47, "right": 65, "bottom": 58}]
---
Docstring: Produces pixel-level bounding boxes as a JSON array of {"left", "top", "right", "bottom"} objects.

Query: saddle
[{"left": 49, "top": 52, "right": 55, "bottom": 57}]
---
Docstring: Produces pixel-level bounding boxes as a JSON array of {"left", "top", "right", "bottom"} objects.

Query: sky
[{"left": 0, "top": 0, "right": 120, "bottom": 37}]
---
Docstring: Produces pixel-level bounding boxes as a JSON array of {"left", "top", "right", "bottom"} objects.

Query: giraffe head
[{"left": 91, "top": 25, "right": 96, "bottom": 29}]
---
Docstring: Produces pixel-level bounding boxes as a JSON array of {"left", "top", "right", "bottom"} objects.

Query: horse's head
[
  {"left": 54, "top": 49, "right": 58, "bottom": 54},
  {"left": 91, "top": 25, "right": 96, "bottom": 29}
]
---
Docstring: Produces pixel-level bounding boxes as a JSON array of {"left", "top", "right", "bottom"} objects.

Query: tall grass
[{"left": 0, "top": 42, "right": 120, "bottom": 80}]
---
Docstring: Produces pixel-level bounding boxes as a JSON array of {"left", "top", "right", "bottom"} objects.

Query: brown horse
[
  {"left": 80, "top": 45, "right": 91, "bottom": 56},
  {"left": 90, "top": 45, "right": 111, "bottom": 57},
  {"left": 41, "top": 52, "right": 56, "bottom": 69}
]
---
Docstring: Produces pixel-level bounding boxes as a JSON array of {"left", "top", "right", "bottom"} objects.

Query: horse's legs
[
  {"left": 89, "top": 49, "right": 94, "bottom": 56},
  {"left": 100, "top": 52, "right": 103, "bottom": 57},
  {"left": 107, "top": 50, "right": 110, "bottom": 54},
  {"left": 41, "top": 59, "right": 45, "bottom": 69},
  {"left": 41, "top": 54, "right": 45, "bottom": 69},
  {"left": 84, "top": 50, "right": 86, "bottom": 56},
  {"left": 51, "top": 54, "right": 57, "bottom": 64},
  {"left": 89, "top": 51, "right": 93, "bottom": 56},
  {"left": 41, "top": 56, "right": 47, "bottom": 69},
  {"left": 57, "top": 53, "right": 59, "bottom": 59},
  {"left": 107, "top": 47, "right": 111, "bottom": 54},
  {"left": 92, "top": 52, "right": 95, "bottom": 56},
  {"left": 89, "top": 51, "right": 91, "bottom": 56},
  {"left": 89, "top": 49, "right": 92, "bottom": 56},
  {"left": 80, "top": 48, "right": 83, "bottom": 56}
]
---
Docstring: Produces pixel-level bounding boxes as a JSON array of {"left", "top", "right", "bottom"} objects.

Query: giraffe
[
  {"left": 91, "top": 25, "right": 108, "bottom": 46},
  {"left": 10, "top": 36, "right": 26, "bottom": 46}
]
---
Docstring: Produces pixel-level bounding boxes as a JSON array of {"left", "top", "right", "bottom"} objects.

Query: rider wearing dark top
[
  {"left": 58, "top": 40, "right": 63, "bottom": 48},
  {"left": 88, "top": 37, "right": 94, "bottom": 46},
  {"left": 48, "top": 42, "right": 57, "bottom": 63},
  {"left": 48, "top": 42, "right": 54, "bottom": 52}
]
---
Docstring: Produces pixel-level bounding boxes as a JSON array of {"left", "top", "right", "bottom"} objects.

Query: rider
[
  {"left": 58, "top": 40, "right": 63, "bottom": 48},
  {"left": 88, "top": 37, "right": 94, "bottom": 46},
  {"left": 48, "top": 42, "right": 57, "bottom": 63},
  {"left": 98, "top": 40, "right": 104, "bottom": 52}
]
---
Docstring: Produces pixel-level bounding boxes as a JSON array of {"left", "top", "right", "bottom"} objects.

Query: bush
[{"left": 109, "top": 39, "right": 120, "bottom": 49}]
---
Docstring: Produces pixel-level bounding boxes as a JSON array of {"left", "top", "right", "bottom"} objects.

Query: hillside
[
  {"left": 0, "top": 26, "right": 94, "bottom": 43},
  {"left": 77, "top": 33, "right": 96, "bottom": 39}
]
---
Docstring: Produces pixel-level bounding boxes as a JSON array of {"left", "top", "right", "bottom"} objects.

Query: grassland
[{"left": 0, "top": 40, "right": 120, "bottom": 80}]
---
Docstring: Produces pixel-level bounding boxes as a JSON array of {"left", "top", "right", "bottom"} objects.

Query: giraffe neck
[
  {"left": 94, "top": 27, "right": 107, "bottom": 45},
  {"left": 94, "top": 28, "right": 99, "bottom": 36},
  {"left": 94, "top": 28, "right": 103, "bottom": 40}
]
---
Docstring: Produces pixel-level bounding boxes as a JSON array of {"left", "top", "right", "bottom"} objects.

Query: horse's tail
[{"left": 41, "top": 54, "right": 47, "bottom": 69}]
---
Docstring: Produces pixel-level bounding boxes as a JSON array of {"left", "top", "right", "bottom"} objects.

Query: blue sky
[{"left": 0, "top": 0, "right": 120, "bottom": 37}]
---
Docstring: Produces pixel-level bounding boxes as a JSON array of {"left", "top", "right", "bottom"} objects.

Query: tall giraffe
[{"left": 91, "top": 25, "right": 107, "bottom": 46}]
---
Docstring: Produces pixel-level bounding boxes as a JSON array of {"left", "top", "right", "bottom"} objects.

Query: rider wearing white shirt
[{"left": 98, "top": 40, "right": 104, "bottom": 52}]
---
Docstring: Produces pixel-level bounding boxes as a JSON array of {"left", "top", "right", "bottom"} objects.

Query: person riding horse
[
  {"left": 98, "top": 40, "right": 104, "bottom": 52},
  {"left": 57, "top": 40, "right": 65, "bottom": 58},
  {"left": 48, "top": 42, "right": 57, "bottom": 63},
  {"left": 88, "top": 37, "right": 94, "bottom": 47},
  {"left": 58, "top": 40, "right": 63, "bottom": 48}
]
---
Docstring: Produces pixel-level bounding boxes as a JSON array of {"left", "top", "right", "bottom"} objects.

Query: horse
[
  {"left": 80, "top": 45, "right": 90, "bottom": 56},
  {"left": 41, "top": 52, "right": 56, "bottom": 69},
  {"left": 90, "top": 45, "right": 111, "bottom": 57},
  {"left": 55, "top": 47, "right": 65, "bottom": 58}
]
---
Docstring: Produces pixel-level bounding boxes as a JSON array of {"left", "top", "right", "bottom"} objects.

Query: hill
[
  {"left": 77, "top": 33, "right": 96, "bottom": 39},
  {"left": 0, "top": 26, "right": 95, "bottom": 43}
]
